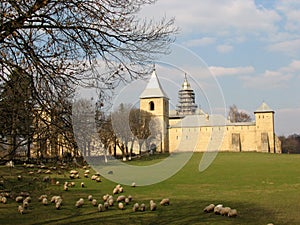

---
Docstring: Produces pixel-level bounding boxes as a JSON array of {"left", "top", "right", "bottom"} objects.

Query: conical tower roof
[
  {"left": 255, "top": 102, "right": 274, "bottom": 113},
  {"left": 140, "top": 67, "right": 168, "bottom": 99}
]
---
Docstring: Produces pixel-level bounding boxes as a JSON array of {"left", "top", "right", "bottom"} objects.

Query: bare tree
[
  {"left": 228, "top": 104, "right": 252, "bottom": 123},
  {"left": 1, "top": 0, "right": 176, "bottom": 109}
]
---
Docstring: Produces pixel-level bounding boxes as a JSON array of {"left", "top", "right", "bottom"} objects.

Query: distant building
[{"left": 140, "top": 68, "right": 281, "bottom": 153}]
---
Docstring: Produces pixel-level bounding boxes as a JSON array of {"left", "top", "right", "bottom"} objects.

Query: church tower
[
  {"left": 139, "top": 67, "right": 169, "bottom": 153},
  {"left": 254, "top": 102, "right": 276, "bottom": 153},
  {"left": 176, "top": 74, "right": 198, "bottom": 115}
]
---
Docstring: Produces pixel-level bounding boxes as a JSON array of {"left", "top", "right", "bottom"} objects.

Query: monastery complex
[{"left": 140, "top": 68, "right": 282, "bottom": 154}]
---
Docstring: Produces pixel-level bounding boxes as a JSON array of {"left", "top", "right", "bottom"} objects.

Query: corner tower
[
  {"left": 139, "top": 67, "right": 169, "bottom": 153},
  {"left": 254, "top": 102, "right": 276, "bottom": 153}
]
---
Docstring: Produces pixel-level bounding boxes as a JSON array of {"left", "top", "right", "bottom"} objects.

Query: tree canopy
[
  {"left": 0, "top": 0, "right": 176, "bottom": 107},
  {"left": 228, "top": 104, "right": 252, "bottom": 123}
]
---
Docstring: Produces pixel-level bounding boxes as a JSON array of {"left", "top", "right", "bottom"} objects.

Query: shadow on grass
[{"left": 25, "top": 199, "right": 290, "bottom": 225}]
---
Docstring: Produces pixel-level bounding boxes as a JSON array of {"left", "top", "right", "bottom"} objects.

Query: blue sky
[{"left": 134, "top": 0, "right": 300, "bottom": 136}]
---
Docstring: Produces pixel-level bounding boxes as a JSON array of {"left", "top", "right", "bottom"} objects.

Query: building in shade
[{"left": 176, "top": 74, "right": 198, "bottom": 115}]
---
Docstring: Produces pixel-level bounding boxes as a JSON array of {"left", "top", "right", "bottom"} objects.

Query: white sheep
[
  {"left": 132, "top": 203, "right": 139, "bottom": 212},
  {"left": 119, "top": 187, "right": 124, "bottom": 193},
  {"left": 108, "top": 198, "right": 114, "bottom": 207},
  {"left": 103, "top": 194, "right": 109, "bottom": 202},
  {"left": 140, "top": 203, "right": 146, "bottom": 211},
  {"left": 228, "top": 208, "right": 238, "bottom": 217},
  {"left": 88, "top": 195, "right": 93, "bottom": 201},
  {"left": 113, "top": 187, "right": 119, "bottom": 195},
  {"left": 24, "top": 196, "right": 31, "bottom": 203},
  {"left": 1, "top": 196, "right": 7, "bottom": 204},
  {"left": 131, "top": 182, "right": 136, "bottom": 187},
  {"left": 150, "top": 200, "right": 156, "bottom": 211},
  {"left": 117, "top": 195, "right": 126, "bottom": 202},
  {"left": 118, "top": 202, "right": 124, "bottom": 210},
  {"left": 84, "top": 173, "right": 89, "bottom": 178},
  {"left": 203, "top": 203, "right": 215, "bottom": 213},
  {"left": 38, "top": 195, "right": 47, "bottom": 201},
  {"left": 85, "top": 170, "right": 90, "bottom": 174},
  {"left": 42, "top": 197, "right": 48, "bottom": 205},
  {"left": 64, "top": 183, "right": 68, "bottom": 191},
  {"left": 23, "top": 200, "right": 29, "bottom": 209},
  {"left": 214, "top": 204, "right": 223, "bottom": 215},
  {"left": 75, "top": 198, "right": 84, "bottom": 208},
  {"left": 81, "top": 182, "right": 85, "bottom": 188},
  {"left": 91, "top": 199, "right": 97, "bottom": 207},
  {"left": 104, "top": 202, "right": 109, "bottom": 210},
  {"left": 91, "top": 175, "right": 98, "bottom": 180},
  {"left": 220, "top": 207, "right": 231, "bottom": 216},
  {"left": 98, "top": 203, "right": 104, "bottom": 212},
  {"left": 15, "top": 196, "right": 23, "bottom": 203},
  {"left": 56, "top": 201, "right": 62, "bottom": 210},
  {"left": 18, "top": 205, "right": 24, "bottom": 214},
  {"left": 128, "top": 195, "right": 133, "bottom": 202},
  {"left": 160, "top": 198, "right": 170, "bottom": 206},
  {"left": 124, "top": 198, "right": 130, "bottom": 205},
  {"left": 95, "top": 177, "right": 101, "bottom": 182}
]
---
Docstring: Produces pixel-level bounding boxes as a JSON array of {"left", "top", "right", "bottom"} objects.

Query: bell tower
[{"left": 139, "top": 66, "right": 169, "bottom": 153}]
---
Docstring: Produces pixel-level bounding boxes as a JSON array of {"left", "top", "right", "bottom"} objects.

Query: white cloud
[
  {"left": 183, "top": 37, "right": 215, "bottom": 47},
  {"left": 139, "top": 0, "right": 280, "bottom": 37},
  {"left": 267, "top": 39, "right": 300, "bottom": 56},
  {"left": 209, "top": 66, "right": 255, "bottom": 76},
  {"left": 216, "top": 44, "right": 233, "bottom": 53},
  {"left": 275, "top": 1, "right": 300, "bottom": 32},
  {"left": 241, "top": 60, "right": 300, "bottom": 88}
]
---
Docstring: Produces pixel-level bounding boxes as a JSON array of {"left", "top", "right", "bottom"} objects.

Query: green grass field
[{"left": 0, "top": 152, "right": 300, "bottom": 225}]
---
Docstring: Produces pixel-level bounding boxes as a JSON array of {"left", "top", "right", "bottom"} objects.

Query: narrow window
[{"left": 149, "top": 101, "right": 154, "bottom": 111}]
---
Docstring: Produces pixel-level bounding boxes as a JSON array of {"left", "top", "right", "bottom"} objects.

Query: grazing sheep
[
  {"left": 98, "top": 203, "right": 104, "bottom": 212},
  {"left": 75, "top": 198, "right": 84, "bottom": 208},
  {"left": 228, "top": 209, "right": 238, "bottom": 217},
  {"left": 131, "top": 182, "right": 136, "bottom": 187},
  {"left": 1, "top": 196, "right": 7, "bottom": 204},
  {"left": 103, "top": 194, "right": 109, "bottom": 202},
  {"left": 160, "top": 198, "right": 170, "bottom": 206},
  {"left": 42, "top": 197, "right": 48, "bottom": 205},
  {"left": 70, "top": 174, "right": 75, "bottom": 179},
  {"left": 119, "top": 187, "right": 124, "bottom": 193},
  {"left": 95, "top": 177, "right": 101, "bottom": 182},
  {"left": 118, "top": 202, "right": 124, "bottom": 210},
  {"left": 23, "top": 200, "right": 29, "bottom": 209},
  {"left": 104, "top": 202, "right": 109, "bottom": 210},
  {"left": 214, "top": 204, "right": 223, "bottom": 215},
  {"left": 18, "top": 205, "right": 24, "bottom": 214},
  {"left": 56, "top": 181, "right": 60, "bottom": 185},
  {"left": 128, "top": 195, "right": 133, "bottom": 202},
  {"left": 88, "top": 195, "right": 93, "bottom": 201},
  {"left": 84, "top": 174, "right": 89, "bottom": 178},
  {"left": 140, "top": 203, "right": 146, "bottom": 211},
  {"left": 81, "top": 182, "right": 85, "bottom": 188},
  {"left": 108, "top": 198, "right": 114, "bottom": 207},
  {"left": 45, "top": 170, "right": 51, "bottom": 174},
  {"left": 203, "top": 204, "right": 215, "bottom": 213},
  {"left": 91, "top": 199, "right": 97, "bottom": 206},
  {"left": 113, "top": 187, "right": 119, "bottom": 195},
  {"left": 85, "top": 170, "right": 90, "bottom": 174},
  {"left": 117, "top": 195, "right": 126, "bottom": 202},
  {"left": 70, "top": 170, "right": 78, "bottom": 175},
  {"left": 56, "top": 200, "right": 62, "bottom": 210},
  {"left": 150, "top": 200, "right": 157, "bottom": 211},
  {"left": 124, "top": 198, "right": 130, "bottom": 205},
  {"left": 132, "top": 203, "right": 139, "bottom": 212},
  {"left": 69, "top": 182, "right": 75, "bottom": 187},
  {"left": 24, "top": 196, "right": 31, "bottom": 203},
  {"left": 64, "top": 183, "right": 68, "bottom": 191},
  {"left": 91, "top": 175, "right": 98, "bottom": 180},
  {"left": 15, "top": 196, "right": 23, "bottom": 203},
  {"left": 38, "top": 195, "right": 47, "bottom": 201},
  {"left": 220, "top": 207, "right": 231, "bottom": 216},
  {"left": 51, "top": 196, "right": 62, "bottom": 204}
]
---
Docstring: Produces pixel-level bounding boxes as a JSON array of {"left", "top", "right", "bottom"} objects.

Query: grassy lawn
[{"left": 0, "top": 152, "right": 300, "bottom": 225}]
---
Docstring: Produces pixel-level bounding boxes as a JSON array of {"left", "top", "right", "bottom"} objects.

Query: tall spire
[
  {"left": 176, "top": 74, "right": 198, "bottom": 115},
  {"left": 140, "top": 66, "right": 168, "bottom": 99}
]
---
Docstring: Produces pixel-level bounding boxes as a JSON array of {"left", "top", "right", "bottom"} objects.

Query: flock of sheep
[
  {"left": 203, "top": 203, "right": 238, "bottom": 217},
  {"left": 0, "top": 163, "right": 170, "bottom": 216}
]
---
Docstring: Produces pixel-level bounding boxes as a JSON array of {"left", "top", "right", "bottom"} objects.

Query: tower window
[{"left": 149, "top": 101, "right": 155, "bottom": 111}]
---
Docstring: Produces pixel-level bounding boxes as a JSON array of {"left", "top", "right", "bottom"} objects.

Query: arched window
[{"left": 149, "top": 101, "right": 155, "bottom": 111}]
